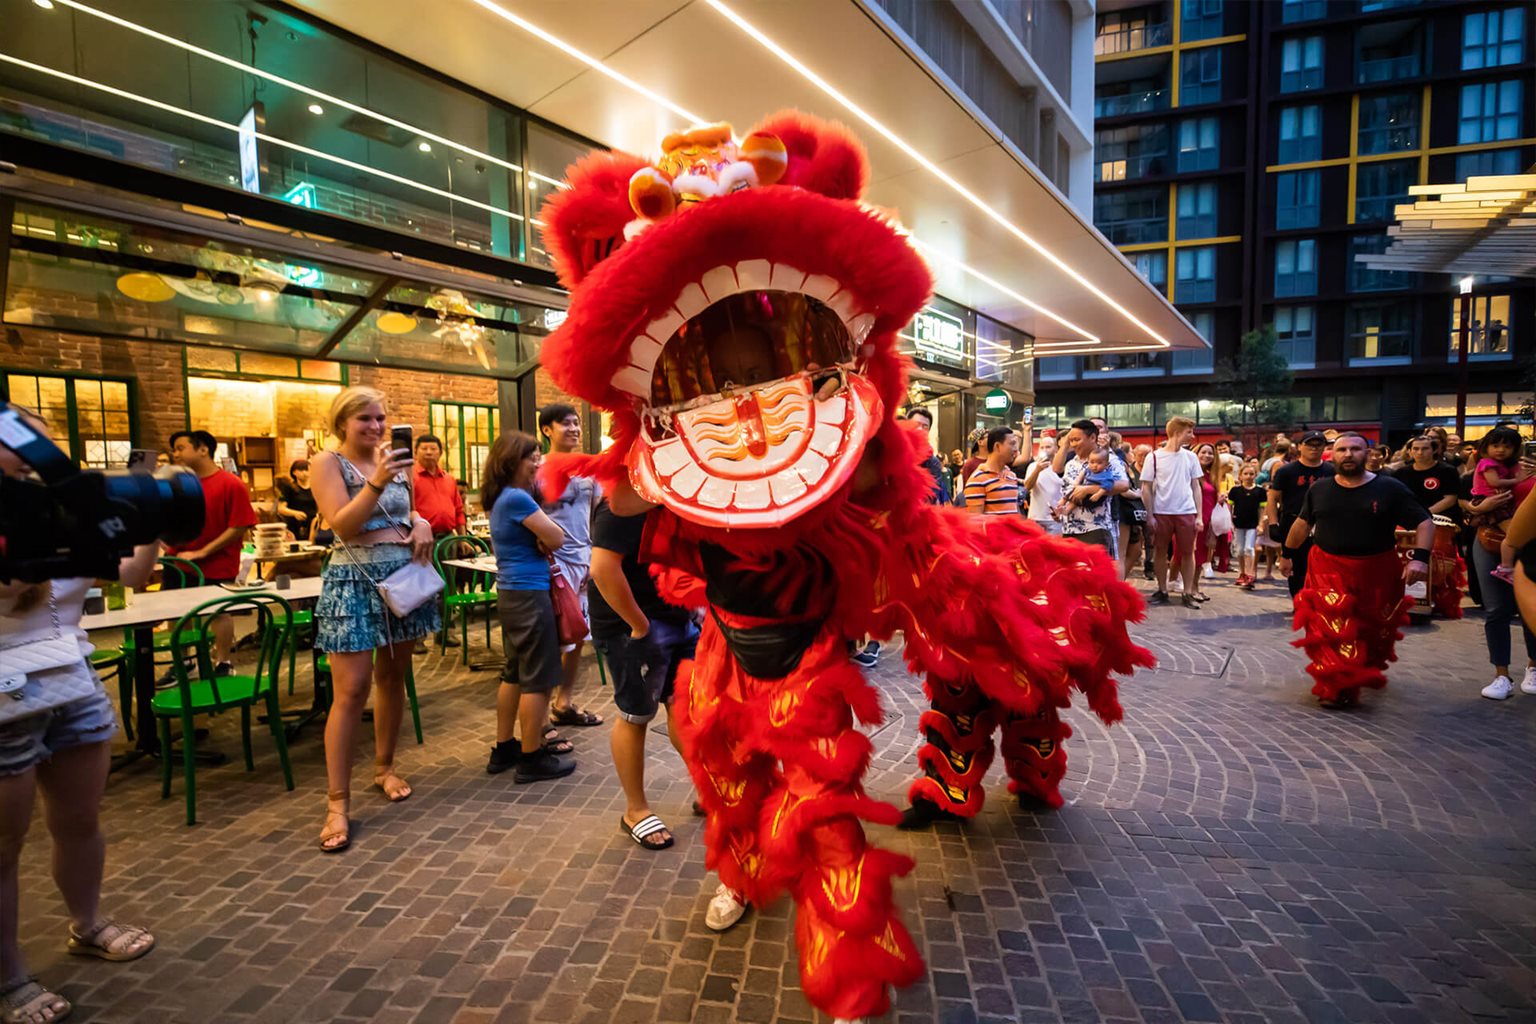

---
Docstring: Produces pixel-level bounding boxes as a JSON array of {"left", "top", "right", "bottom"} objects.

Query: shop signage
[
  {"left": 913, "top": 307, "right": 965, "bottom": 362},
  {"left": 237, "top": 105, "right": 262, "bottom": 194},
  {"left": 983, "top": 388, "right": 1011, "bottom": 414},
  {"left": 283, "top": 181, "right": 318, "bottom": 209}
]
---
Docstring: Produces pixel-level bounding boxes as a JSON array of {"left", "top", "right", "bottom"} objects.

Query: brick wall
[{"left": 349, "top": 366, "right": 500, "bottom": 431}]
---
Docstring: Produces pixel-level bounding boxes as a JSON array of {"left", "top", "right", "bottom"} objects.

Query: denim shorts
[
  {"left": 0, "top": 681, "right": 117, "bottom": 776},
  {"left": 315, "top": 543, "right": 442, "bottom": 653},
  {"left": 595, "top": 619, "right": 699, "bottom": 724}
]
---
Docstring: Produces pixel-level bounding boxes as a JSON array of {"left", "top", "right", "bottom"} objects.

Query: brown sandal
[
  {"left": 372, "top": 762, "right": 412, "bottom": 803},
  {"left": 319, "top": 789, "right": 350, "bottom": 853},
  {"left": 1, "top": 976, "right": 71, "bottom": 1024},
  {"left": 66, "top": 919, "right": 155, "bottom": 962}
]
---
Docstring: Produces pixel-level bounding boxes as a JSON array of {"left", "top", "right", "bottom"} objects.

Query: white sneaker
[
  {"left": 1482, "top": 675, "right": 1514, "bottom": 700},
  {"left": 1522, "top": 667, "right": 1536, "bottom": 695},
  {"left": 1169, "top": 577, "right": 1184, "bottom": 594},
  {"left": 705, "top": 882, "right": 747, "bottom": 931},
  {"left": 1202, "top": 565, "right": 1215, "bottom": 579}
]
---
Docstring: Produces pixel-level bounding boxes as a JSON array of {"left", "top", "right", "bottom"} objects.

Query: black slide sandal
[{"left": 622, "top": 814, "right": 674, "bottom": 850}]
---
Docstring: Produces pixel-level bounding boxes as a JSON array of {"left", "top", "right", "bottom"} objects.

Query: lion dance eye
[
  {"left": 628, "top": 166, "right": 676, "bottom": 221},
  {"left": 740, "top": 131, "right": 787, "bottom": 186}
]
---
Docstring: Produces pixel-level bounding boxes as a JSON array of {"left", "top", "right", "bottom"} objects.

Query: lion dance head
[{"left": 538, "top": 111, "right": 933, "bottom": 531}]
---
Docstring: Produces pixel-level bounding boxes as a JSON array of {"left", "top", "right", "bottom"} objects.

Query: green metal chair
[
  {"left": 89, "top": 647, "right": 132, "bottom": 740},
  {"left": 313, "top": 651, "right": 424, "bottom": 745},
  {"left": 433, "top": 534, "right": 497, "bottom": 665},
  {"left": 275, "top": 551, "right": 327, "bottom": 695},
  {"left": 153, "top": 593, "right": 295, "bottom": 826}
]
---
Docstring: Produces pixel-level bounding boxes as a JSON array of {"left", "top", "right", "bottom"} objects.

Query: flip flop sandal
[
  {"left": 621, "top": 814, "right": 674, "bottom": 850},
  {"left": 1, "top": 976, "right": 71, "bottom": 1024},
  {"left": 550, "top": 705, "right": 603, "bottom": 727},
  {"left": 319, "top": 790, "right": 351, "bottom": 854},
  {"left": 66, "top": 920, "right": 155, "bottom": 962}
]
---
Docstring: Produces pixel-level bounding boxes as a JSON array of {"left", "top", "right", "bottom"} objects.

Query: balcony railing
[
  {"left": 1095, "top": 21, "right": 1172, "bottom": 56},
  {"left": 1095, "top": 88, "right": 1171, "bottom": 118},
  {"left": 1357, "top": 55, "right": 1421, "bottom": 84},
  {"left": 1099, "top": 216, "right": 1168, "bottom": 245}
]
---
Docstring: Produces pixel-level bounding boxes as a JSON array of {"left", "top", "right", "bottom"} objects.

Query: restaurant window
[
  {"left": 1176, "top": 117, "right": 1220, "bottom": 172},
  {"left": 1282, "top": 0, "right": 1326, "bottom": 23},
  {"left": 1273, "top": 306, "right": 1317, "bottom": 368},
  {"left": 1425, "top": 393, "right": 1499, "bottom": 419},
  {"left": 1180, "top": 48, "right": 1223, "bottom": 105},
  {"left": 1095, "top": 123, "right": 1170, "bottom": 182},
  {"left": 1451, "top": 294, "right": 1513, "bottom": 358},
  {"left": 1274, "top": 239, "right": 1317, "bottom": 298},
  {"left": 1459, "top": 80, "right": 1524, "bottom": 143},
  {"left": 1130, "top": 251, "right": 1168, "bottom": 293},
  {"left": 1354, "top": 159, "right": 1416, "bottom": 223},
  {"left": 2, "top": 372, "right": 134, "bottom": 468},
  {"left": 1172, "top": 312, "right": 1216, "bottom": 374},
  {"left": 1037, "top": 356, "right": 1078, "bottom": 381},
  {"left": 1177, "top": 182, "right": 1219, "bottom": 240},
  {"left": 1348, "top": 302, "right": 1414, "bottom": 364},
  {"left": 1275, "top": 170, "right": 1320, "bottom": 230},
  {"left": 1280, "top": 36, "right": 1324, "bottom": 93},
  {"left": 1175, "top": 246, "right": 1217, "bottom": 304},
  {"left": 429, "top": 401, "right": 497, "bottom": 492},
  {"left": 1357, "top": 92, "right": 1419, "bottom": 155},
  {"left": 1094, "top": 186, "right": 1168, "bottom": 244},
  {"left": 1455, "top": 148, "right": 1524, "bottom": 179},
  {"left": 1463, "top": 7, "right": 1526, "bottom": 69},
  {"left": 1182, "top": 0, "right": 1224, "bottom": 42},
  {"left": 1277, "top": 104, "right": 1321, "bottom": 163},
  {"left": 1349, "top": 233, "right": 1413, "bottom": 292}
]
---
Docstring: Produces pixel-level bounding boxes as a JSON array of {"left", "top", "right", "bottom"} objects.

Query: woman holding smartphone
[{"left": 309, "top": 386, "right": 438, "bottom": 853}]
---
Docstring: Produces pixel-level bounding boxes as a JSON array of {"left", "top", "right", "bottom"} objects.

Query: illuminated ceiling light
[
  {"left": 702, "top": 0, "right": 1172, "bottom": 348},
  {"left": 116, "top": 272, "right": 174, "bottom": 302},
  {"left": 464, "top": 0, "right": 703, "bottom": 125},
  {"left": 307, "top": 102, "right": 324, "bottom": 115},
  {"left": 418, "top": 141, "right": 432, "bottom": 153},
  {"left": 49, "top": 0, "right": 531, "bottom": 178},
  {"left": 33, "top": 0, "right": 55, "bottom": 9},
  {"left": 376, "top": 311, "right": 418, "bottom": 334},
  {"left": 0, "top": 54, "right": 525, "bottom": 224},
  {"left": 907, "top": 238, "right": 1099, "bottom": 344}
]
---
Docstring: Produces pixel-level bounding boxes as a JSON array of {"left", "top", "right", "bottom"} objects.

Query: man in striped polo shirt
[{"left": 963, "top": 427, "right": 1022, "bottom": 516}]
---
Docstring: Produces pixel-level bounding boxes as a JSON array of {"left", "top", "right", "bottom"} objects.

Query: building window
[
  {"left": 1456, "top": 148, "right": 1525, "bottom": 179},
  {"left": 1357, "top": 92, "right": 1419, "bottom": 155},
  {"left": 1095, "top": 8, "right": 1172, "bottom": 56},
  {"left": 1180, "top": 48, "right": 1223, "bottom": 106},
  {"left": 1349, "top": 233, "right": 1414, "bottom": 292},
  {"left": 1091, "top": 356, "right": 1163, "bottom": 379},
  {"left": 1348, "top": 302, "right": 1413, "bottom": 364},
  {"left": 1278, "top": 104, "right": 1321, "bottom": 163},
  {"left": 1357, "top": 29, "right": 1423, "bottom": 84},
  {"left": 1182, "top": 0, "right": 1223, "bottom": 42},
  {"left": 1130, "top": 251, "right": 1168, "bottom": 293},
  {"left": 1280, "top": 36, "right": 1324, "bottom": 93},
  {"left": 1172, "top": 312, "right": 1216, "bottom": 374},
  {"left": 1459, "top": 80, "right": 1524, "bottom": 143},
  {"left": 1452, "top": 294, "right": 1513, "bottom": 358},
  {"left": 1275, "top": 170, "right": 1320, "bottom": 230},
  {"left": 1, "top": 373, "right": 135, "bottom": 468},
  {"left": 1037, "top": 356, "right": 1078, "bottom": 381},
  {"left": 1095, "top": 78, "right": 1171, "bottom": 118},
  {"left": 1274, "top": 238, "right": 1317, "bottom": 298},
  {"left": 1176, "top": 117, "right": 1220, "bottom": 172},
  {"left": 1176, "top": 182, "right": 1219, "bottom": 239},
  {"left": 1273, "top": 306, "right": 1317, "bottom": 368},
  {"left": 1355, "top": 159, "right": 1417, "bottom": 223},
  {"left": 1094, "top": 186, "right": 1168, "bottom": 244},
  {"left": 1095, "top": 124, "right": 1170, "bottom": 182},
  {"left": 1463, "top": 7, "right": 1526, "bottom": 69},
  {"left": 1281, "top": 0, "right": 1326, "bottom": 23},
  {"left": 428, "top": 401, "right": 498, "bottom": 492},
  {"left": 1175, "top": 247, "right": 1218, "bottom": 303}
]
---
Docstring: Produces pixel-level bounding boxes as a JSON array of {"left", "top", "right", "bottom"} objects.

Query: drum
[{"left": 1397, "top": 526, "right": 1433, "bottom": 624}]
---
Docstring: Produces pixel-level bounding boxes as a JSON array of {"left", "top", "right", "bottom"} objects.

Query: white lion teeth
[
  {"left": 817, "top": 395, "right": 847, "bottom": 425},
  {"left": 798, "top": 449, "right": 830, "bottom": 485},
  {"left": 769, "top": 468, "right": 808, "bottom": 505},
  {"left": 799, "top": 274, "right": 839, "bottom": 302},
  {"left": 809, "top": 422, "right": 843, "bottom": 457},
  {"left": 612, "top": 365, "right": 651, "bottom": 397},
  {"left": 697, "top": 475, "right": 736, "bottom": 509},
  {"left": 733, "top": 477, "right": 771, "bottom": 509},
  {"left": 847, "top": 313, "right": 875, "bottom": 344},
  {"left": 733, "top": 259, "right": 772, "bottom": 292},
  {"left": 699, "top": 265, "right": 738, "bottom": 304},
  {"left": 647, "top": 308, "right": 685, "bottom": 342},
  {"left": 825, "top": 290, "right": 859, "bottom": 325},
  {"left": 629, "top": 335, "right": 664, "bottom": 370},
  {"left": 768, "top": 263, "right": 807, "bottom": 292},
  {"left": 669, "top": 461, "right": 706, "bottom": 499},
  {"left": 673, "top": 282, "right": 709, "bottom": 320},
  {"left": 650, "top": 438, "right": 691, "bottom": 476}
]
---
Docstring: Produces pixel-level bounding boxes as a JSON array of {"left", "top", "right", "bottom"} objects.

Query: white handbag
[
  {"left": 374, "top": 559, "right": 445, "bottom": 617},
  {"left": 0, "top": 588, "right": 101, "bottom": 725}
]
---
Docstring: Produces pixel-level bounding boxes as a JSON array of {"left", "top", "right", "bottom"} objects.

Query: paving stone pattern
[{"left": 17, "top": 576, "right": 1536, "bottom": 1023}]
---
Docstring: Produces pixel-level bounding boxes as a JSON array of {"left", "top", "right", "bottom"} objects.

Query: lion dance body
[{"left": 537, "top": 112, "right": 1152, "bottom": 1021}]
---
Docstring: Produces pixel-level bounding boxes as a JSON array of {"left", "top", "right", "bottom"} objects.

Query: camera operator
[
  {"left": 163, "top": 430, "right": 258, "bottom": 674},
  {"left": 1, "top": 407, "right": 157, "bottom": 1024}
]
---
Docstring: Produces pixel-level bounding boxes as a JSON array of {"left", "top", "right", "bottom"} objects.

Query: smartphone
[
  {"left": 391, "top": 424, "right": 413, "bottom": 457},
  {"left": 125, "top": 448, "right": 158, "bottom": 472}
]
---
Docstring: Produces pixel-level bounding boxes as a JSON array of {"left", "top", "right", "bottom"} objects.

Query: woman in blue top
[{"left": 484, "top": 432, "right": 575, "bottom": 783}]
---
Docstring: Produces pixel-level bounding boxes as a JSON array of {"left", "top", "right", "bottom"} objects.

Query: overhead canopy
[
  {"left": 292, "top": 0, "right": 1206, "bottom": 358},
  {"left": 1359, "top": 173, "right": 1536, "bottom": 279}
]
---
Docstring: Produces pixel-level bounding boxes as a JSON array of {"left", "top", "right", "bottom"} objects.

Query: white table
[
  {"left": 84, "top": 579, "right": 323, "bottom": 764},
  {"left": 443, "top": 556, "right": 498, "bottom": 575}
]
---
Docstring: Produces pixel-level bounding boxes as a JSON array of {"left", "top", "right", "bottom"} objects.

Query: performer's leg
[
  {"left": 999, "top": 705, "right": 1072, "bottom": 809},
  {"left": 906, "top": 677, "right": 997, "bottom": 818}
]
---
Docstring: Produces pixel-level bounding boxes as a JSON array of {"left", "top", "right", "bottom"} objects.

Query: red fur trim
[
  {"left": 908, "top": 775, "right": 986, "bottom": 818},
  {"left": 749, "top": 110, "right": 869, "bottom": 201},
  {"left": 538, "top": 150, "right": 651, "bottom": 290}
]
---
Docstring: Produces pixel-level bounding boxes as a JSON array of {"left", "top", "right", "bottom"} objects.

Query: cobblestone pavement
[{"left": 17, "top": 574, "right": 1536, "bottom": 1023}]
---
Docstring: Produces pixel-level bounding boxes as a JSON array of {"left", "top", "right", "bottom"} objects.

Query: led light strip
[
  {"left": 703, "top": 0, "right": 1171, "bottom": 348},
  {"left": 0, "top": 52, "right": 525, "bottom": 222},
  {"left": 47, "top": 0, "right": 565, "bottom": 189}
]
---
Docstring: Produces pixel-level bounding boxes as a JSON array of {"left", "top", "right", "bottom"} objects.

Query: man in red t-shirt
[
  {"left": 412, "top": 434, "right": 466, "bottom": 537},
  {"left": 166, "top": 429, "right": 258, "bottom": 669}
]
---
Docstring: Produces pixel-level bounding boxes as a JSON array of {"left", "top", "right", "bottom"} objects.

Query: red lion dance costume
[
  {"left": 537, "top": 113, "right": 1152, "bottom": 1022},
  {"left": 1292, "top": 548, "right": 1410, "bottom": 704}
]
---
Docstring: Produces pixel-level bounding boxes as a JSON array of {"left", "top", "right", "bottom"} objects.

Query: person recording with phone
[
  {"left": 1, "top": 405, "right": 159, "bottom": 1024},
  {"left": 308, "top": 387, "right": 439, "bottom": 853}
]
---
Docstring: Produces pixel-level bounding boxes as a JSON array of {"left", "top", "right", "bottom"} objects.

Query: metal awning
[
  {"left": 1359, "top": 173, "right": 1536, "bottom": 278},
  {"left": 0, "top": 170, "right": 569, "bottom": 379}
]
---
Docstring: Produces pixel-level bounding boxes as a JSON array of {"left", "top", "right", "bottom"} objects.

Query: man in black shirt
[
  {"left": 1267, "top": 431, "right": 1336, "bottom": 600},
  {"left": 1389, "top": 436, "right": 1461, "bottom": 518},
  {"left": 1281, "top": 433, "right": 1432, "bottom": 708},
  {"left": 588, "top": 501, "right": 699, "bottom": 851}
]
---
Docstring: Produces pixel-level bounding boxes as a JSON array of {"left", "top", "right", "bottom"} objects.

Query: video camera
[{"left": 0, "top": 401, "right": 205, "bottom": 583}]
